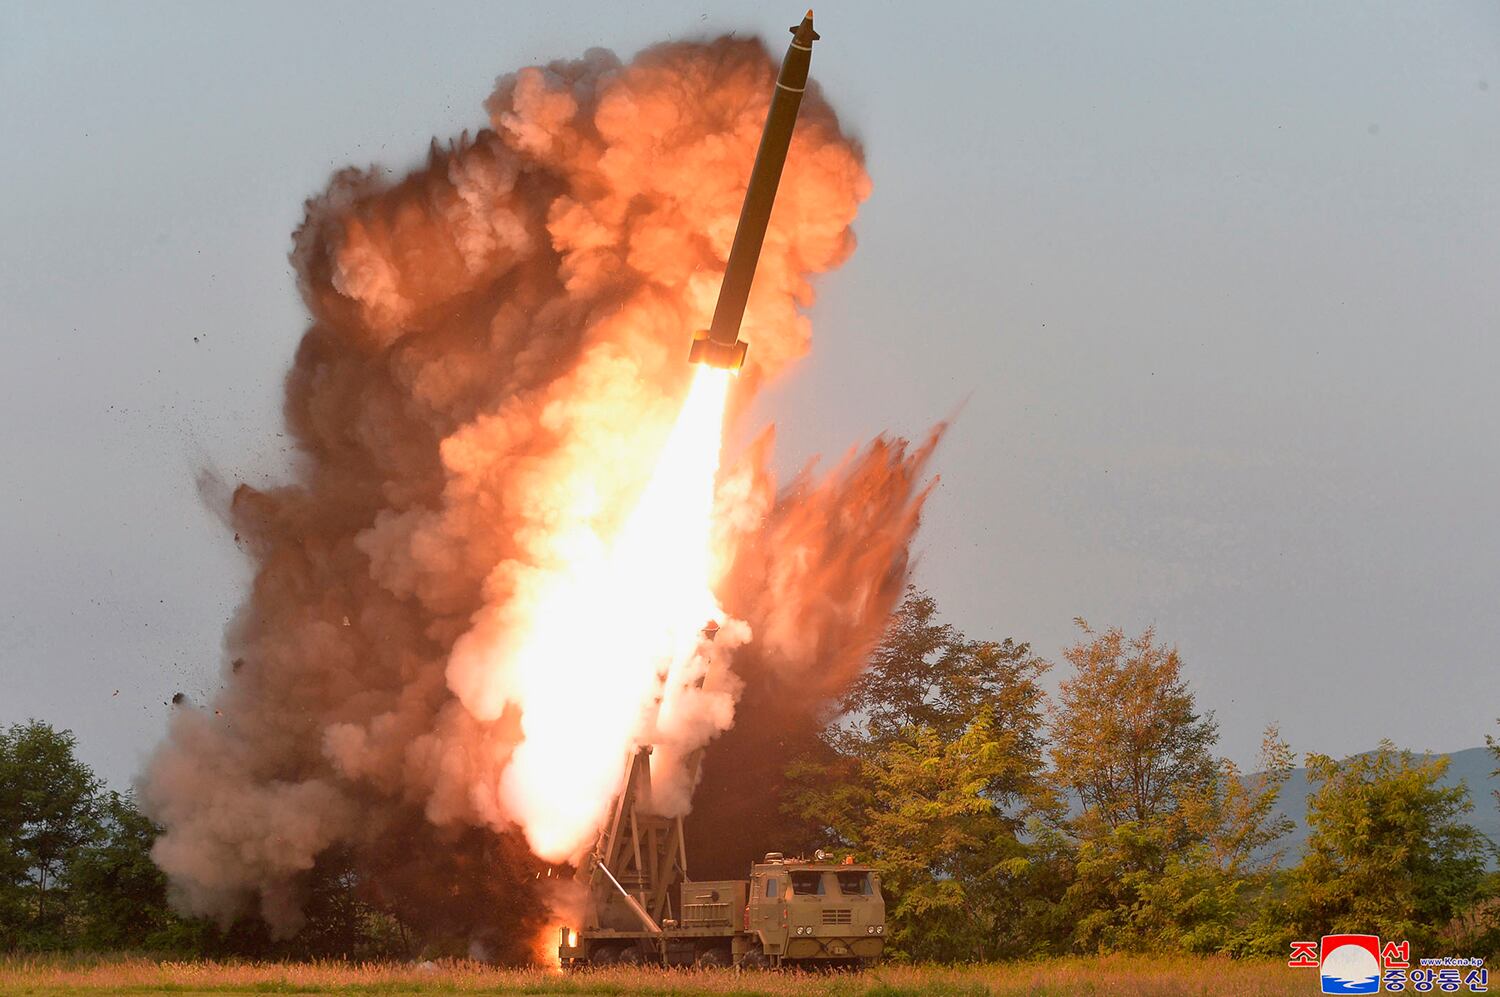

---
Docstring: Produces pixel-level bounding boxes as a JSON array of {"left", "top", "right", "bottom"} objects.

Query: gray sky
[{"left": 2, "top": 0, "right": 1497, "bottom": 789}]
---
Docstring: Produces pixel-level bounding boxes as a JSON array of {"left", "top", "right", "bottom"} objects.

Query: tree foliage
[
  {"left": 1279, "top": 742, "right": 1490, "bottom": 951},
  {"left": 68, "top": 789, "right": 180, "bottom": 950},
  {"left": 839, "top": 589, "right": 1045, "bottom": 751},
  {"left": 1050, "top": 623, "right": 1219, "bottom": 836},
  {"left": 787, "top": 586, "right": 1055, "bottom": 960},
  {"left": 1056, "top": 735, "right": 1295, "bottom": 955},
  {"left": 783, "top": 599, "right": 1497, "bottom": 961},
  {"left": 1046, "top": 625, "right": 1293, "bottom": 955},
  {"left": 858, "top": 718, "right": 1033, "bottom": 960},
  {"left": 0, "top": 720, "right": 102, "bottom": 947}
]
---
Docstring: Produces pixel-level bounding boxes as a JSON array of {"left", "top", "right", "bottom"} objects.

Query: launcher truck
[{"left": 557, "top": 747, "right": 885, "bottom": 969}]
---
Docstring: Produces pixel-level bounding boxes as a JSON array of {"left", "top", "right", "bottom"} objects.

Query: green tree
[
  {"left": 1050, "top": 623, "right": 1218, "bottom": 838},
  {"left": 1282, "top": 742, "right": 1488, "bottom": 951},
  {"left": 1489, "top": 720, "right": 1500, "bottom": 812},
  {"left": 1058, "top": 737, "right": 1294, "bottom": 955},
  {"left": 0, "top": 769, "right": 24, "bottom": 946},
  {"left": 69, "top": 790, "right": 179, "bottom": 949},
  {"left": 0, "top": 720, "right": 102, "bottom": 948},
  {"left": 1048, "top": 626, "right": 1291, "bottom": 954},
  {"left": 858, "top": 716, "right": 1032, "bottom": 960},
  {"left": 1484, "top": 723, "right": 1500, "bottom": 954},
  {"left": 787, "top": 587, "right": 1056, "bottom": 960},
  {"left": 839, "top": 588, "right": 1044, "bottom": 751}
]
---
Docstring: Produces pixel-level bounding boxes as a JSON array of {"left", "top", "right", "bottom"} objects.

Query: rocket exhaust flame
[{"left": 482, "top": 367, "right": 737, "bottom": 861}]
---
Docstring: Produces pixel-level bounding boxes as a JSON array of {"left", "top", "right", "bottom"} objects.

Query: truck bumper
[{"left": 783, "top": 935, "right": 884, "bottom": 960}]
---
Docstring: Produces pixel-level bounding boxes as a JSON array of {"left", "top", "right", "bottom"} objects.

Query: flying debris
[{"left": 689, "top": 10, "right": 820, "bottom": 370}]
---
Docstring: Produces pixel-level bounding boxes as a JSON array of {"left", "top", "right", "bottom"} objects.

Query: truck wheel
[
  {"left": 739, "top": 949, "right": 771, "bottom": 970},
  {"left": 618, "top": 946, "right": 643, "bottom": 966},
  {"left": 592, "top": 945, "right": 620, "bottom": 966},
  {"left": 695, "top": 946, "right": 730, "bottom": 968}
]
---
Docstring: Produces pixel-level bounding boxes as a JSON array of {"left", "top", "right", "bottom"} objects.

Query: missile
[{"left": 689, "top": 10, "right": 820, "bottom": 370}]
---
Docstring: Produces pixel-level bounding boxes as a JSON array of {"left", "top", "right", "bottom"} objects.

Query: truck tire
[
  {"left": 695, "top": 946, "right": 730, "bottom": 968},
  {"left": 592, "top": 945, "right": 620, "bottom": 966},
  {"left": 618, "top": 946, "right": 644, "bottom": 966},
  {"left": 739, "top": 948, "right": 771, "bottom": 970}
]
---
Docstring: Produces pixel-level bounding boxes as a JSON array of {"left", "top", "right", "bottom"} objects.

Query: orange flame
[{"left": 492, "top": 366, "right": 735, "bottom": 861}]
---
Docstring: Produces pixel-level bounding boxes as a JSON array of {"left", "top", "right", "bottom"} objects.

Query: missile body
[{"left": 689, "top": 10, "right": 820, "bottom": 370}]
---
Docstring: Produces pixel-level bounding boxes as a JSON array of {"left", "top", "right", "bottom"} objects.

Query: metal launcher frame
[{"left": 581, "top": 747, "right": 688, "bottom": 935}]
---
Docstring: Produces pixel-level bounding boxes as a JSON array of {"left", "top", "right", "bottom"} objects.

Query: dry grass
[{"left": 0, "top": 953, "right": 1312, "bottom": 996}]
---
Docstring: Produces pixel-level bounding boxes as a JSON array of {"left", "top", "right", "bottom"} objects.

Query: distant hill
[{"left": 1264, "top": 746, "right": 1500, "bottom": 865}]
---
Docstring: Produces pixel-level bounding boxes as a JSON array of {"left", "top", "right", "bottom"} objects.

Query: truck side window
[{"left": 765, "top": 877, "right": 779, "bottom": 899}]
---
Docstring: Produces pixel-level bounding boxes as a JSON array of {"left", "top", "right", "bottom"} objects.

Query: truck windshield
[
  {"left": 790, "top": 871, "right": 824, "bottom": 896},
  {"left": 836, "top": 871, "right": 872, "bottom": 895}
]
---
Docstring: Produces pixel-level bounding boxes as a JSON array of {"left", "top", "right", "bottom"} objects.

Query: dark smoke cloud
[{"left": 140, "top": 34, "right": 933, "bottom": 957}]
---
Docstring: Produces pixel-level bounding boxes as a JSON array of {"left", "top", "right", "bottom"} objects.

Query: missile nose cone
[{"left": 790, "top": 9, "right": 819, "bottom": 45}]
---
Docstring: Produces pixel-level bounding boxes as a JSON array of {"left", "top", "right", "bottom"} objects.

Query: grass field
[{"left": 0, "top": 954, "right": 1312, "bottom": 996}]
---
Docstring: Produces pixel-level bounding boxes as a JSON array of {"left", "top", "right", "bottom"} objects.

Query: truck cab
[{"left": 740, "top": 853, "right": 885, "bottom": 967}]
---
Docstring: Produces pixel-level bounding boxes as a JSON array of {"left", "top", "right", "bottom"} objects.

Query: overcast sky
[{"left": 2, "top": 0, "right": 1497, "bottom": 789}]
